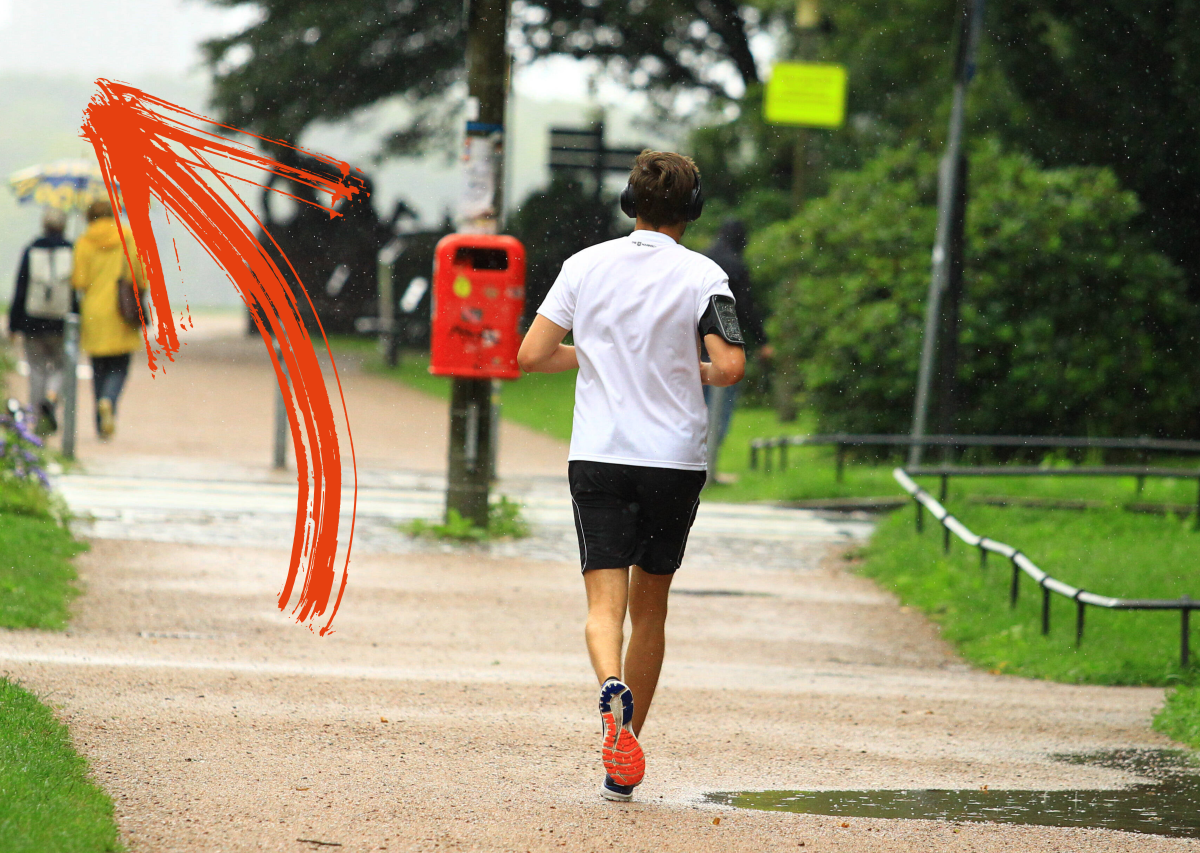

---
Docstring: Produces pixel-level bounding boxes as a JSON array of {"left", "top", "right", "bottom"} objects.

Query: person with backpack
[
  {"left": 71, "top": 199, "right": 146, "bottom": 440},
  {"left": 8, "top": 208, "right": 74, "bottom": 435},
  {"left": 517, "top": 150, "right": 746, "bottom": 802}
]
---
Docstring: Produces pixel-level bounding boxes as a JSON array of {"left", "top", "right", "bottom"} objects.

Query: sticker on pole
[{"left": 764, "top": 62, "right": 847, "bottom": 128}]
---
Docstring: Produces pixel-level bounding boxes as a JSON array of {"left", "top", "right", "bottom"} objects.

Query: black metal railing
[
  {"left": 893, "top": 467, "right": 1197, "bottom": 668},
  {"left": 907, "top": 465, "right": 1200, "bottom": 518},
  {"left": 750, "top": 433, "right": 1200, "bottom": 480}
]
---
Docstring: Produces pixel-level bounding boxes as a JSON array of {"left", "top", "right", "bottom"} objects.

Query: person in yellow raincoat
[{"left": 71, "top": 199, "right": 145, "bottom": 439}]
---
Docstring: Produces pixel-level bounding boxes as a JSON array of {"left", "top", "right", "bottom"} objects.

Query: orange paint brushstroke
[{"left": 81, "top": 79, "right": 362, "bottom": 635}]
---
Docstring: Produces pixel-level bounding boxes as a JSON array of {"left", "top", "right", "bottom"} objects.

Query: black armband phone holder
[{"left": 698, "top": 295, "right": 744, "bottom": 345}]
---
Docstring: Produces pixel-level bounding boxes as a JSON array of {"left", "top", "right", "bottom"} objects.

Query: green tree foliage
[
  {"left": 511, "top": 0, "right": 767, "bottom": 108},
  {"left": 690, "top": 0, "right": 1026, "bottom": 219},
  {"left": 202, "top": 0, "right": 778, "bottom": 151},
  {"left": 202, "top": 0, "right": 466, "bottom": 149},
  {"left": 753, "top": 142, "right": 1200, "bottom": 437},
  {"left": 696, "top": 1, "right": 1200, "bottom": 297},
  {"left": 507, "top": 175, "right": 621, "bottom": 324},
  {"left": 989, "top": 2, "right": 1200, "bottom": 296}
]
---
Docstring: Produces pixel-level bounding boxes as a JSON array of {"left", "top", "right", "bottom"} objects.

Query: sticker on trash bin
[{"left": 453, "top": 275, "right": 472, "bottom": 298}]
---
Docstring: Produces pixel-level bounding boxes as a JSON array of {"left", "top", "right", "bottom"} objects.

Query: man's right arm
[{"left": 518, "top": 315, "right": 578, "bottom": 374}]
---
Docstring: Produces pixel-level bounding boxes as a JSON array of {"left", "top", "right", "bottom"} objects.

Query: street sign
[
  {"left": 764, "top": 62, "right": 847, "bottom": 128},
  {"left": 548, "top": 125, "right": 644, "bottom": 174}
]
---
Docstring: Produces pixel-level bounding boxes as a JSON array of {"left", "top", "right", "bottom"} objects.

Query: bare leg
[
  {"left": 583, "top": 567, "right": 629, "bottom": 684},
  {"left": 624, "top": 566, "right": 673, "bottom": 735}
]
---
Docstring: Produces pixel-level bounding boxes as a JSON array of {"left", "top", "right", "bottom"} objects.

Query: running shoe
[
  {"left": 599, "top": 677, "right": 644, "bottom": 788},
  {"left": 600, "top": 774, "right": 635, "bottom": 802}
]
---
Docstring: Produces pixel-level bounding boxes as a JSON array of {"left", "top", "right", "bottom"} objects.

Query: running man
[{"left": 517, "top": 150, "right": 746, "bottom": 802}]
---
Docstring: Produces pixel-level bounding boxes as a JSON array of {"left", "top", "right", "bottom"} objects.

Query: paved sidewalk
[{"left": 1, "top": 316, "right": 1190, "bottom": 852}]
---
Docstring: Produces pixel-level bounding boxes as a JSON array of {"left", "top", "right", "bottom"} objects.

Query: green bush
[{"left": 753, "top": 141, "right": 1200, "bottom": 437}]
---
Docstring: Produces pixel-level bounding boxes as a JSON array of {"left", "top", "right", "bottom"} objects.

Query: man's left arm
[{"left": 698, "top": 294, "right": 745, "bottom": 386}]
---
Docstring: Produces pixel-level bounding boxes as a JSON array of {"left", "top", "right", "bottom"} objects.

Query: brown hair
[
  {"left": 86, "top": 199, "right": 114, "bottom": 222},
  {"left": 627, "top": 150, "right": 699, "bottom": 227}
]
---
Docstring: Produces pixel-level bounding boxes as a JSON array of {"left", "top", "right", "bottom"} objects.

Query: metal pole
[
  {"left": 446, "top": 0, "right": 512, "bottom": 528},
  {"left": 273, "top": 339, "right": 288, "bottom": 471},
  {"left": 1041, "top": 583, "right": 1051, "bottom": 635},
  {"left": 1182, "top": 599, "right": 1192, "bottom": 669},
  {"left": 908, "top": 0, "right": 985, "bottom": 467},
  {"left": 60, "top": 313, "right": 79, "bottom": 461},
  {"left": 1009, "top": 554, "right": 1021, "bottom": 607}
]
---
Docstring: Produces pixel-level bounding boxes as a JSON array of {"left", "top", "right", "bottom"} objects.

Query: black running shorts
[{"left": 568, "top": 460, "right": 707, "bottom": 575}]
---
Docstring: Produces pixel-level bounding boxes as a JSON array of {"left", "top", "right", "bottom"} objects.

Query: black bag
[{"left": 117, "top": 274, "right": 150, "bottom": 327}]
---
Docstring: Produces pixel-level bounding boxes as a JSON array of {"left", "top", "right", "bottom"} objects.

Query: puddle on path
[{"left": 708, "top": 749, "right": 1200, "bottom": 839}]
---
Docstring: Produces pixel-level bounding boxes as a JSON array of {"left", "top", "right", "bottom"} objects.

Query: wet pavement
[{"left": 712, "top": 749, "right": 1200, "bottom": 839}]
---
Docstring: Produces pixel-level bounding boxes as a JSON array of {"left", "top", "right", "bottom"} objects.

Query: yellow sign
[
  {"left": 452, "top": 275, "right": 472, "bottom": 298},
  {"left": 764, "top": 62, "right": 847, "bottom": 128}
]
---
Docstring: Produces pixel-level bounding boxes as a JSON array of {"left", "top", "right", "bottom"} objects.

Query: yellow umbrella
[{"left": 8, "top": 159, "right": 114, "bottom": 212}]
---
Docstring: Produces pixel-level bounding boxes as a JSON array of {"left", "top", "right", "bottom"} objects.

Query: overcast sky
[
  {"left": 0, "top": 0, "right": 593, "bottom": 96},
  {"left": 0, "top": 0, "right": 666, "bottom": 306},
  {"left": 0, "top": 0, "right": 255, "bottom": 79}
]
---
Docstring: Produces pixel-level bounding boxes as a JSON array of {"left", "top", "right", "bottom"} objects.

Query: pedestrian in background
[
  {"left": 71, "top": 199, "right": 144, "bottom": 439},
  {"left": 7, "top": 207, "right": 74, "bottom": 436},
  {"left": 702, "top": 219, "right": 769, "bottom": 475}
]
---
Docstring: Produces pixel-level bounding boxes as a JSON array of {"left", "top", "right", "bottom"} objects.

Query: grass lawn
[
  {"left": 0, "top": 678, "right": 123, "bottom": 852},
  {"left": 1156, "top": 685, "right": 1200, "bottom": 749},
  {"left": 0, "top": 508, "right": 87, "bottom": 630},
  {"left": 857, "top": 502, "right": 1199, "bottom": 687}
]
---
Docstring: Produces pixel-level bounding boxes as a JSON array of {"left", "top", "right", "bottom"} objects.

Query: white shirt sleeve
[
  {"left": 696, "top": 260, "right": 734, "bottom": 324},
  {"left": 537, "top": 259, "right": 578, "bottom": 330}
]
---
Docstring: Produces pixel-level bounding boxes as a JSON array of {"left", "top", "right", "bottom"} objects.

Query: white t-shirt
[{"left": 537, "top": 229, "right": 734, "bottom": 471}]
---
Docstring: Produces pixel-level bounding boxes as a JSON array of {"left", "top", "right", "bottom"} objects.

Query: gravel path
[{"left": 1, "top": 315, "right": 1191, "bottom": 852}]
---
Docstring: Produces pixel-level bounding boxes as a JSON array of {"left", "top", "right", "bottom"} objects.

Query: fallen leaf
[
  {"left": 841, "top": 822, "right": 849, "bottom": 828},
  {"left": 295, "top": 786, "right": 310, "bottom": 791},
  {"left": 712, "top": 817, "right": 721, "bottom": 826},
  {"left": 380, "top": 717, "right": 388, "bottom": 723}
]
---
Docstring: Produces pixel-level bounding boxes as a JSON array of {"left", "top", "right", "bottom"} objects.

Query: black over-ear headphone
[{"left": 620, "top": 169, "right": 705, "bottom": 222}]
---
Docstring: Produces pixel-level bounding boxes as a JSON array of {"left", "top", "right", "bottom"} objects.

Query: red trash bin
[{"left": 429, "top": 234, "right": 526, "bottom": 380}]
